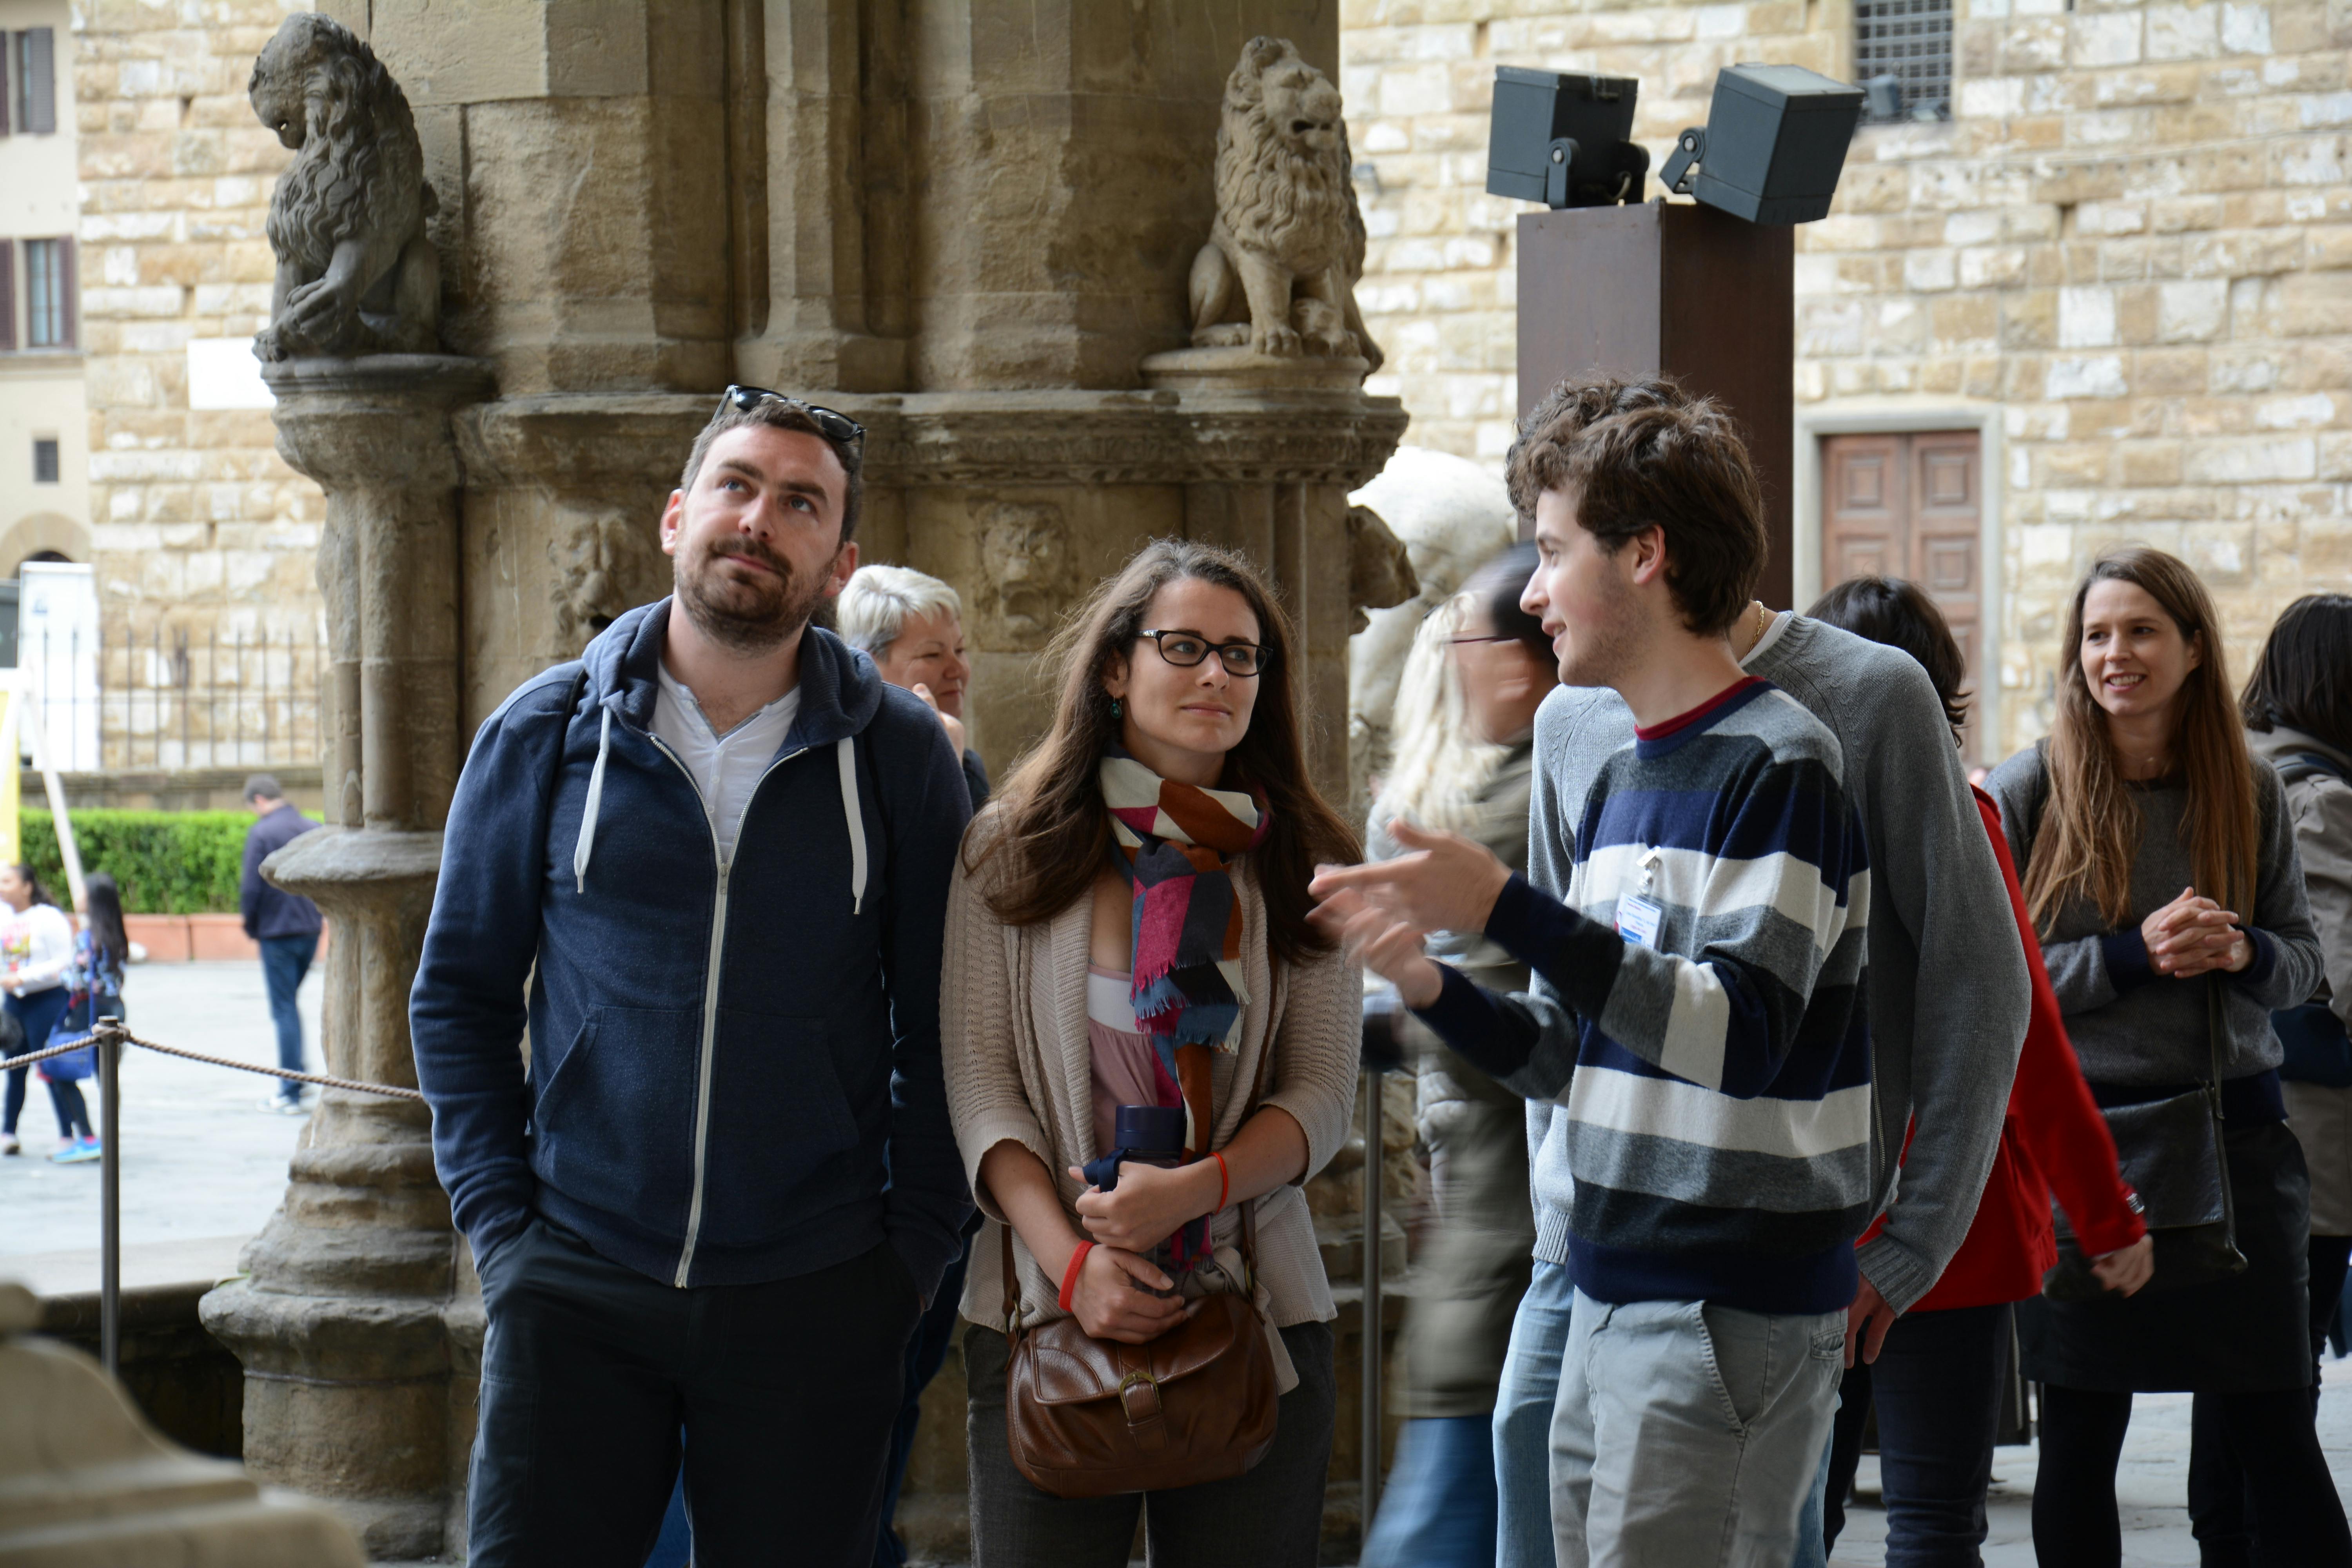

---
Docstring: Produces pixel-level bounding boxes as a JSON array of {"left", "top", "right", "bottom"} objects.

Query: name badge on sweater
[{"left": 1616, "top": 895, "right": 1663, "bottom": 949}]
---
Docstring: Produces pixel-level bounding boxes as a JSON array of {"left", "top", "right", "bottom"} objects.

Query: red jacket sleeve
[{"left": 1976, "top": 789, "right": 2146, "bottom": 1259}]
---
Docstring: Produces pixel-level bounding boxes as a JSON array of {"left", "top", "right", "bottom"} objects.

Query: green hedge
[{"left": 15, "top": 809, "right": 272, "bottom": 915}]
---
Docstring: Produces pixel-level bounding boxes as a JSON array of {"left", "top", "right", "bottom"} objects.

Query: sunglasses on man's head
[{"left": 720, "top": 385, "right": 866, "bottom": 452}]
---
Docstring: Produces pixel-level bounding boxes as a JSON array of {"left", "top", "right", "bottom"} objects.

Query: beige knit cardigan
[{"left": 942, "top": 815, "right": 1363, "bottom": 1338}]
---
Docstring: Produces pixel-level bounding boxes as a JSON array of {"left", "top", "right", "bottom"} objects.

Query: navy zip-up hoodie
[{"left": 410, "top": 599, "right": 974, "bottom": 1297}]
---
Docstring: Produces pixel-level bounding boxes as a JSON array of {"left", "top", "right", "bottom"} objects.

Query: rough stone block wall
[
  {"left": 1342, "top": 0, "right": 2352, "bottom": 757},
  {"left": 73, "top": 0, "right": 327, "bottom": 769}
]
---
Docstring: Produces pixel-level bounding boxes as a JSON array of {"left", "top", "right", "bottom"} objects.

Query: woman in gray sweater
[{"left": 1987, "top": 548, "right": 2346, "bottom": 1567}]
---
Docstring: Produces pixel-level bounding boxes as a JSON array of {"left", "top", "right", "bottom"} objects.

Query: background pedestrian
[
  {"left": 240, "top": 773, "right": 321, "bottom": 1115},
  {"left": 0, "top": 863, "right": 76, "bottom": 1159},
  {"left": 837, "top": 560, "right": 993, "bottom": 1566},
  {"left": 1986, "top": 547, "right": 2350, "bottom": 1568},
  {"left": 840, "top": 563, "right": 991, "bottom": 813},
  {"left": 1797, "top": 575, "right": 2150, "bottom": 1568},
  {"left": 1358, "top": 541, "right": 1550, "bottom": 1568}
]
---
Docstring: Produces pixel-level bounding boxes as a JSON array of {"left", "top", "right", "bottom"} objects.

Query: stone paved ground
[
  {"left": 7, "top": 961, "right": 2350, "bottom": 1563},
  {"left": 0, "top": 959, "right": 321, "bottom": 1265}
]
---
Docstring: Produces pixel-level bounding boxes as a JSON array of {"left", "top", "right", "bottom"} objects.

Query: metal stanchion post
[
  {"left": 97, "top": 1016, "right": 122, "bottom": 1379},
  {"left": 1361, "top": 1062, "right": 1384, "bottom": 1526}
]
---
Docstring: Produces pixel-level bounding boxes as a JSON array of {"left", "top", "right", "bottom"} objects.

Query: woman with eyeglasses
[
  {"left": 940, "top": 539, "right": 1361, "bottom": 1567},
  {"left": 1358, "top": 543, "right": 1552, "bottom": 1568}
]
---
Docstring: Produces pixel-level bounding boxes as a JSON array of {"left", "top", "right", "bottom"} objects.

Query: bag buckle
[{"left": 1117, "top": 1369, "right": 1163, "bottom": 1425}]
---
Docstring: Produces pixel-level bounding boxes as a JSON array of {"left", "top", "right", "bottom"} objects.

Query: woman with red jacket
[{"left": 1803, "top": 578, "right": 2153, "bottom": 1568}]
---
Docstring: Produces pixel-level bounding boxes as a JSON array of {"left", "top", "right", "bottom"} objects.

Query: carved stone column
[{"left": 198, "top": 354, "right": 494, "bottom": 1561}]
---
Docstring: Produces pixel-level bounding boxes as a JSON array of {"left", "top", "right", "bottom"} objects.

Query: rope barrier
[{"left": 0, "top": 1025, "right": 422, "bottom": 1102}]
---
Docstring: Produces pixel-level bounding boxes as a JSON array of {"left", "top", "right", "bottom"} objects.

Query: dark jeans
[
  {"left": 258, "top": 931, "right": 318, "bottom": 1102},
  {"left": 874, "top": 1214, "right": 979, "bottom": 1567},
  {"left": 964, "top": 1318, "right": 1336, "bottom": 1568},
  {"left": 470, "top": 1217, "right": 923, "bottom": 1568},
  {"left": 1823, "top": 1301, "right": 2010, "bottom": 1567},
  {"left": 48, "top": 1078, "right": 91, "bottom": 1139},
  {"left": 2187, "top": 1232, "right": 2352, "bottom": 1568},
  {"left": 3, "top": 985, "right": 74, "bottom": 1136},
  {"left": 2035, "top": 1383, "right": 2351, "bottom": 1568}
]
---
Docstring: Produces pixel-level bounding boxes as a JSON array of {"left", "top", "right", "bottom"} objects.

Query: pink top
[{"left": 1087, "top": 965, "right": 1180, "bottom": 1156}]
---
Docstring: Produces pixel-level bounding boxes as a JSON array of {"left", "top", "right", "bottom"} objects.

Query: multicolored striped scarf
[{"left": 1100, "top": 752, "right": 1269, "bottom": 1165}]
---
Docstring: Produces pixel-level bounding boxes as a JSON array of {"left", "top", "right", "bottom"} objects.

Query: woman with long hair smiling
[
  {"left": 1986, "top": 548, "right": 2348, "bottom": 1565},
  {"left": 941, "top": 539, "right": 1361, "bottom": 1567}
]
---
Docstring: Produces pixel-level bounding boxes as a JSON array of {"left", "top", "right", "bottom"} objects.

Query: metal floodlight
[
  {"left": 1485, "top": 67, "right": 1651, "bottom": 210},
  {"left": 1658, "top": 64, "right": 1866, "bottom": 225}
]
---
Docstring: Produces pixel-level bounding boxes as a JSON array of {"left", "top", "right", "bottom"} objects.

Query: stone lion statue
[
  {"left": 249, "top": 13, "right": 439, "bottom": 361},
  {"left": 1189, "top": 37, "right": 1383, "bottom": 370}
]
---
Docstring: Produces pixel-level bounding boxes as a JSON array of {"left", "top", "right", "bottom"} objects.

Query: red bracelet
[
  {"left": 1059, "top": 1241, "right": 1094, "bottom": 1312},
  {"left": 1212, "top": 1150, "right": 1230, "bottom": 1214}
]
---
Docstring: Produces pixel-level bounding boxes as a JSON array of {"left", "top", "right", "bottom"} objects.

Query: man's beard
[
  {"left": 674, "top": 537, "right": 831, "bottom": 653},
  {"left": 1556, "top": 596, "right": 1642, "bottom": 691}
]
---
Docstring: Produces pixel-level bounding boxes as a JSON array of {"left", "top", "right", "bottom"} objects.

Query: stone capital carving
[
  {"left": 250, "top": 13, "right": 443, "bottom": 362},
  {"left": 450, "top": 387, "right": 1410, "bottom": 493}
]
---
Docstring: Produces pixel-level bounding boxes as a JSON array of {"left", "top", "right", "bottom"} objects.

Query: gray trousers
[
  {"left": 964, "top": 1318, "right": 1335, "bottom": 1568},
  {"left": 1552, "top": 1290, "right": 1845, "bottom": 1568}
]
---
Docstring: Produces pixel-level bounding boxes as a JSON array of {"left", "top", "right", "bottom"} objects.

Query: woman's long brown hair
[
  {"left": 2021, "top": 546, "right": 2260, "bottom": 931},
  {"left": 967, "top": 539, "right": 1360, "bottom": 965}
]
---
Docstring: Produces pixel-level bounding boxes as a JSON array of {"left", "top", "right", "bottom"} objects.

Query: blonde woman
[
  {"left": 943, "top": 539, "right": 1361, "bottom": 1567},
  {"left": 1360, "top": 542, "right": 1554, "bottom": 1568}
]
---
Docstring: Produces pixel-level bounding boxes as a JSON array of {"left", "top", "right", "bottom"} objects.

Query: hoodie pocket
[
  {"left": 693, "top": 1007, "right": 864, "bottom": 1249},
  {"left": 532, "top": 1005, "right": 700, "bottom": 1228}
]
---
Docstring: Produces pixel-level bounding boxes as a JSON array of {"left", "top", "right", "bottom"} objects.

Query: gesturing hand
[
  {"left": 1069, "top": 1244, "right": 1191, "bottom": 1344},
  {"left": 1307, "top": 820, "right": 1515, "bottom": 937},
  {"left": 1071, "top": 1160, "right": 1212, "bottom": 1254},
  {"left": 2142, "top": 887, "right": 2246, "bottom": 978},
  {"left": 1309, "top": 883, "right": 1445, "bottom": 1009}
]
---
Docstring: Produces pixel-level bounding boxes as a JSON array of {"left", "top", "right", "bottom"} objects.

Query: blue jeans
[
  {"left": 1361, "top": 1417, "right": 1499, "bottom": 1568},
  {"left": 1494, "top": 1259, "right": 1577, "bottom": 1568},
  {"left": 3, "top": 984, "right": 73, "bottom": 1136},
  {"left": 259, "top": 932, "right": 318, "bottom": 1102}
]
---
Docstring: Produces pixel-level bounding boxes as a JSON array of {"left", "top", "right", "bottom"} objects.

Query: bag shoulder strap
[{"left": 2276, "top": 750, "right": 2347, "bottom": 788}]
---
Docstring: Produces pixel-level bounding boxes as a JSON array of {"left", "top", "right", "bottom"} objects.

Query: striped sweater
[{"left": 1421, "top": 677, "right": 1874, "bottom": 1314}]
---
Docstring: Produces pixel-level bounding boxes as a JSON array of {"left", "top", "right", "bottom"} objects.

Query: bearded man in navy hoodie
[{"left": 412, "top": 389, "right": 974, "bottom": 1567}]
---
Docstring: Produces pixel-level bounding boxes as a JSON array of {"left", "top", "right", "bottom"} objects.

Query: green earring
[{"left": 1110, "top": 697, "right": 1123, "bottom": 719}]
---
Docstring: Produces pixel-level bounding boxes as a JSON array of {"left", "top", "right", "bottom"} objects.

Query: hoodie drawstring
[
  {"left": 838, "top": 737, "right": 867, "bottom": 915},
  {"left": 574, "top": 706, "right": 612, "bottom": 894}
]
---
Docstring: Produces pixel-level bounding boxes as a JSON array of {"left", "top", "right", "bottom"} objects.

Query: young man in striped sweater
[{"left": 1317, "top": 399, "right": 1873, "bottom": 1566}]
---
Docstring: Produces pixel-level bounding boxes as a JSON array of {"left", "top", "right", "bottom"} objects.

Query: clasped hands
[
  {"left": 1305, "top": 819, "right": 1516, "bottom": 1007},
  {"left": 2141, "top": 886, "right": 2252, "bottom": 978},
  {"left": 1060, "top": 1158, "right": 1215, "bottom": 1343}
]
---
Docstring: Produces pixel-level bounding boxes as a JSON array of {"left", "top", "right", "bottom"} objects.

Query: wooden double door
[{"left": 1820, "top": 430, "right": 1985, "bottom": 759}]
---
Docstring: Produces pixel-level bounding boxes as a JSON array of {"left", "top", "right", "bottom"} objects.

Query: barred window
[
  {"left": 24, "top": 239, "right": 70, "bottom": 348},
  {"left": 1856, "top": 0, "right": 1952, "bottom": 123}
]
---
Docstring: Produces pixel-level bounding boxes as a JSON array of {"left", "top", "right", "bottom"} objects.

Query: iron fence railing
[{"left": 17, "top": 620, "right": 326, "bottom": 773}]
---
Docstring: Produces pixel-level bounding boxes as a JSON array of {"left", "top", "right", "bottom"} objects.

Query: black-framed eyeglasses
[
  {"left": 1138, "top": 629, "right": 1272, "bottom": 678},
  {"left": 1448, "top": 634, "right": 1517, "bottom": 646},
  {"left": 720, "top": 385, "right": 865, "bottom": 452}
]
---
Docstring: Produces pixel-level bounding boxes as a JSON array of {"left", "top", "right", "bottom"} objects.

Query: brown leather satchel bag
[{"left": 1000, "top": 1048, "right": 1282, "bottom": 1498}]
